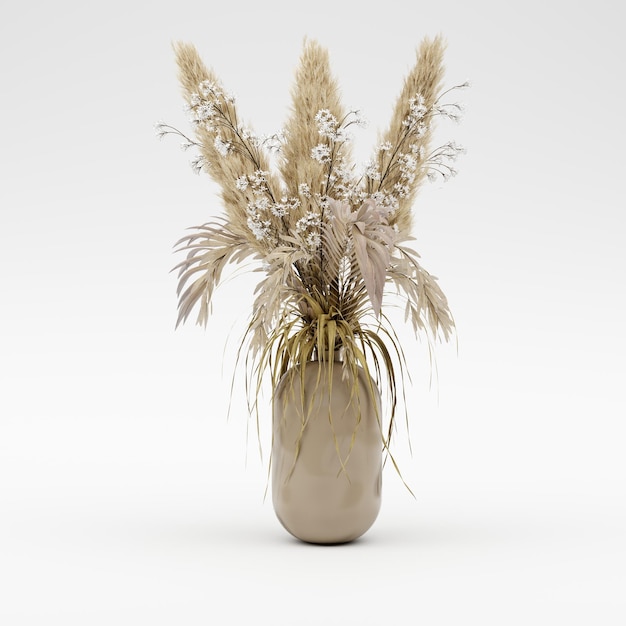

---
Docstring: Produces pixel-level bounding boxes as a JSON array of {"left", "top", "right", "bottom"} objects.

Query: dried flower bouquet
[{"left": 158, "top": 37, "right": 466, "bottom": 465}]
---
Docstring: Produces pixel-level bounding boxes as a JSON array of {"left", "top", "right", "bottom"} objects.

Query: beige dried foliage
[{"left": 173, "top": 41, "right": 210, "bottom": 96}]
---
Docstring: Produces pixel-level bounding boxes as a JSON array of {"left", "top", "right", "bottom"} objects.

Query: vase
[{"left": 271, "top": 353, "right": 383, "bottom": 544}]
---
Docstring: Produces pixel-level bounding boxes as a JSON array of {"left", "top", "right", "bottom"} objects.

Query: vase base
[{"left": 274, "top": 505, "right": 379, "bottom": 545}]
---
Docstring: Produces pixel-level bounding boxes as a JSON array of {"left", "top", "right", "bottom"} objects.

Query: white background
[{"left": 1, "top": 0, "right": 625, "bottom": 623}]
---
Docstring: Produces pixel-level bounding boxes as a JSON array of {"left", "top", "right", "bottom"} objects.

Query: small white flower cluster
[
  {"left": 309, "top": 109, "right": 368, "bottom": 202},
  {"left": 295, "top": 210, "right": 322, "bottom": 250},
  {"left": 241, "top": 169, "right": 272, "bottom": 241},
  {"left": 239, "top": 170, "right": 302, "bottom": 240},
  {"left": 304, "top": 231, "right": 321, "bottom": 250},
  {"left": 238, "top": 127, "right": 260, "bottom": 146},
  {"left": 315, "top": 109, "right": 340, "bottom": 139},
  {"left": 247, "top": 213, "right": 272, "bottom": 241},
  {"left": 369, "top": 191, "right": 399, "bottom": 217},
  {"left": 187, "top": 81, "right": 263, "bottom": 154},
  {"left": 403, "top": 94, "right": 429, "bottom": 134},
  {"left": 259, "top": 130, "right": 285, "bottom": 154},
  {"left": 425, "top": 140, "right": 466, "bottom": 182},
  {"left": 296, "top": 211, "right": 321, "bottom": 233},
  {"left": 154, "top": 121, "right": 168, "bottom": 140},
  {"left": 433, "top": 103, "right": 464, "bottom": 123},
  {"left": 311, "top": 144, "right": 331, "bottom": 163},
  {"left": 190, "top": 155, "right": 209, "bottom": 175},
  {"left": 363, "top": 161, "right": 381, "bottom": 181},
  {"left": 236, "top": 170, "right": 269, "bottom": 193},
  {"left": 271, "top": 196, "right": 301, "bottom": 218},
  {"left": 432, "top": 81, "right": 469, "bottom": 124},
  {"left": 235, "top": 176, "right": 249, "bottom": 191},
  {"left": 314, "top": 108, "right": 366, "bottom": 142},
  {"left": 327, "top": 160, "right": 358, "bottom": 202},
  {"left": 198, "top": 80, "right": 235, "bottom": 104},
  {"left": 392, "top": 152, "right": 421, "bottom": 197},
  {"left": 188, "top": 95, "right": 215, "bottom": 129},
  {"left": 214, "top": 135, "right": 233, "bottom": 156},
  {"left": 154, "top": 122, "right": 207, "bottom": 173}
]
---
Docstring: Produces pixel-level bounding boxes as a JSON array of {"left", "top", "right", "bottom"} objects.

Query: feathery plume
[
  {"left": 373, "top": 36, "right": 446, "bottom": 233},
  {"left": 173, "top": 42, "right": 283, "bottom": 251},
  {"left": 279, "top": 39, "right": 350, "bottom": 210}
]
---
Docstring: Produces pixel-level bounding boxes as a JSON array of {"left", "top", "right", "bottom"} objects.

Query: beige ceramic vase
[{"left": 272, "top": 354, "right": 382, "bottom": 544}]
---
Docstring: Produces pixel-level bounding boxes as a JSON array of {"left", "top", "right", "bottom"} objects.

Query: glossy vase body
[{"left": 272, "top": 357, "right": 382, "bottom": 544}]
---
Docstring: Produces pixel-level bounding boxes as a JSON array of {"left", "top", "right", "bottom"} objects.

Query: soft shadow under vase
[{"left": 272, "top": 358, "right": 382, "bottom": 544}]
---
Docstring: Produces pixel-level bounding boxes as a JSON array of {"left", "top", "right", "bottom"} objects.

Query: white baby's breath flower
[
  {"left": 154, "top": 121, "right": 166, "bottom": 138},
  {"left": 334, "top": 127, "right": 352, "bottom": 143},
  {"left": 403, "top": 93, "right": 430, "bottom": 130},
  {"left": 246, "top": 210, "right": 271, "bottom": 241},
  {"left": 351, "top": 110, "right": 368, "bottom": 128},
  {"left": 196, "top": 103, "right": 214, "bottom": 121},
  {"left": 435, "top": 103, "right": 463, "bottom": 123},
  {"left": 393, "top": 183, "right": 410, "bottom": 198},
  {"left": 352, "top": 189, "right": 368, "bottom": 204},
  {"left": 311, "top": 144, "right": 331, "bottom": 163},
  {"left": 248, "top": 197, "right": 271, "bottom": 213},
  {"left": 315, "top": 109, "right": 339, "bottom": 138},
  {"left": 410, "top": 144, "right": 425, "bottom": 158},
  {"left": 371, "top": 191, "right": 385, "bottom": 205},
  {"left": 190, "top": 155, "right": 208, "bottom": 174},
  {"left": 444, "top": 140, "right": 466, "bottom": 158},
  {"left": 298, "top": 183, "right": 311, "bottom": 198},
  {"left": 247, "top": 218, "right": 270, "bottom": 241},
  {"left": 214, "top": 135, "right": 232, "bottom": 156},
  {"left": 305, "top": 232, "right": 321, "bottom": 249},
  {"left": 371, "top": 191, "right": 398, "bottom": 215},
  {"left": 235, "top": 176, "right": 249, "bottom": 191},
  {"left": 261, "top": 131, "right": 285, "bottom": 153},
  {"left": 270, "top": 200, "right": 289, "bottom": 217},
  {"left": 399, "top": 153, "right": 418, "bottom": 173},
  {"left": 248, "top": 170, "right": 269, "bottom": 192},
  {"left": 199, "top": 80, "right": 221, "bottom": 98},
  {"left": 252, "top": 170, "right": 268, "bottom": 183},
  {"left": 318, "top": 196, "right": 330, "bottom": 210},
  {"left": 296, "top": 211, "right": 321, "bottom": 233},
  {"left": 333, "top": 160, "right": 353, "bottom": 184},
  {"left": 240, "top": 127, "right": 255, "bottom": 141}
]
